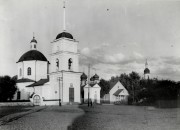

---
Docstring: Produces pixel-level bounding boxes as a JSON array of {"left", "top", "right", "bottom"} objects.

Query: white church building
[
  {"left": 15, "top": 31, "right": 81, "bottom": 105},
  {"left": 14, "top": 2, "right": 90, "bottom": 106}
]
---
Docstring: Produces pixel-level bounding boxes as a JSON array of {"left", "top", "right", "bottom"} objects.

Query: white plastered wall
[
  {"left": 84, "top": 84, "right": 101, "bottom": 103},
  {"left": 17, "top": 61, "right": 48, "bottom": 81},
  {"left": 51, "top": 39, "right": 78, "bottom": 54},
  {"left": 16, "top": 82, "right": 34, "bottom": 100},
  {"left": 49, "top": 72, "right": 81, "bottom": 104}
]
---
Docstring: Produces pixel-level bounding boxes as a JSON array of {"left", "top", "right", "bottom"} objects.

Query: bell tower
[
  {"left": 144, "top": 59, "right": 150, "bottom": 79},
  {"left": 49, "top": 1, "right": 81, "bottom": 104}
]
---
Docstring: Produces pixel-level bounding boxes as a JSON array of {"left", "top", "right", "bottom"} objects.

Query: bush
[{"left": 0, "top": 76, "right": 17, "bottom": 101}]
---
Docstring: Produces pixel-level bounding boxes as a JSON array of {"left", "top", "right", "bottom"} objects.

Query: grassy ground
[
  {"left": 69, "top": 104, "right": 180, "bottom": 130},
  {"left": 0, "top": 105, "right": 179, "bottom": 130},
  {"left": 0, "top": 106, "right": 33, "bottom": 118}
]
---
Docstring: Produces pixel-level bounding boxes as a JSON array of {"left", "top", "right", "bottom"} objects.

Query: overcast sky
[{"left": 0, "top": 0, "right": 180, "bottom": 81}]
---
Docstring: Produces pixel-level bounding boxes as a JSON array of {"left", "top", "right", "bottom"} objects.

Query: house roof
[
  {"left": 89, "top": 84, "right": 95, "bottom": 87},
  {"left": 16, "top": 78, "right": 35, "bottom": 83},
  {"left": 26, "top": 79, "right": 49, "bottom": 87},
  {"left": 109, "top": 80, "right": 119, "bottom": 90},
  {"left": 113, "top": 89, "right": 123, "bottom": 96}
]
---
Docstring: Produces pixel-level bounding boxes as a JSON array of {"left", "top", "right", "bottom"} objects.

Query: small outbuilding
[
  {"left": 103, "top": 81, "right": 129, "bottom": 104},
  {"left": 81, "top": 73, "right": 101, "bottom": 104}
]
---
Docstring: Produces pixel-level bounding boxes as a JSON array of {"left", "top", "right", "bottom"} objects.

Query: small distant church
[
  {"left": 14, "top": 1, "right": 100, "bottom": 105},
  {"left": 144, "top": 59, "right": 150, "bottom": 79},
  {"left": 81, "top": 73, "right": 101, "bottom": 104}
]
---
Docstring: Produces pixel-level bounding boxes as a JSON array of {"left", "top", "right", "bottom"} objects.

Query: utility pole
[
  {"left": 88, "top": 64, "right": 90, "bottom": 107},
  {"left": 58, "top": 77, "right": 61, "bottom": 106}
]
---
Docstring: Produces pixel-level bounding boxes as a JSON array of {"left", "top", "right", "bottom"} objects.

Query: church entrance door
[
  {"left": 69, "top": 88, "right": 74, "bottom": 103},
  {"left": 33, "top": 95, "right": 41, "bottom": 106}
]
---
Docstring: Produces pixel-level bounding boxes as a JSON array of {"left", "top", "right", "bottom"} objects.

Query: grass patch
[{"left": 0, "top": 106, "right": 33, "bottom": 118}]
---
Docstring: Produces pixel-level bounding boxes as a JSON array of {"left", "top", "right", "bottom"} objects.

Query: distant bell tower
[
  {"left": 144, "top": 59, "right": 150, "bottom": 79},
  {"left": 30, "top": 33, "right": 37, "bottom": 50}
]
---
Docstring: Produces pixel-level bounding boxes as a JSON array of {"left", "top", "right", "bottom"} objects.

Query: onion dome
[
  {"left": 144, "top": 68, "right": 150, "bottom": 74},
  {"left": 17, "top": 50, "right": 48, "bottom": 63},
  {"left": 81, "top": 73, "right": 87, "bottom": 80},
  {"left": 93, "top": 74, "right": 99, "bottom": 80},
  {"left": 30, "top": 37, "right": 37, "bottom": 43},
  {"left": 90, "top": 76, "right": 94, "bottom": 81},
  {"left": 56, "top": 32, "right": 73, "bottom": 40}
]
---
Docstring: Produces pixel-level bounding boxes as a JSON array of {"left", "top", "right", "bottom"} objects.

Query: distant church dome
[
  {"left": 81, "top": 73, "right": 87, "bottom": 80},
  {"left": 90, "top": 74, "right": 99, "bottom": 81},
  {"left": 17, "top": 50, "right": 48, "bottom": 63},
  {"left": 144, "top": 68, "right": 150, "bottom": 74},
  {"left": 93, "top": 74, "right": 99, "bottom": 80},
  {"left": 56, "top": 32, "right": 73, "bottom": 40},
  {"left": 30, "top": 37, "right": 37, "bottom": 43}
]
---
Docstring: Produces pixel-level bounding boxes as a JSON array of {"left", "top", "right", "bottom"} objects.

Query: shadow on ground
[
  {"left": 67, "top": 104, "right": 180, "bottom": 130},
  {"left": 67, "top": 104, "right": 97, "bottom": 130}
]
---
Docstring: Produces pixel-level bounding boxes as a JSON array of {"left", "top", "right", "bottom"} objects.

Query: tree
[
  {"left": 137, "top": 79, "right": 180, "bottom": 105},
  {"left": 119, "top": 73, "right": 131, "bottom": 91},
  {"left": 0, "top": 75, "right": 17, "bottom": 101},
  {"left": 99, "top": 79, "right": 110, "bottom": 98}
]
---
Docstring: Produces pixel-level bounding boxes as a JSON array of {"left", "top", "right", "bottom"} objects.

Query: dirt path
[{"left": 0, "top": 105, "right": 179, "bottom": 130}]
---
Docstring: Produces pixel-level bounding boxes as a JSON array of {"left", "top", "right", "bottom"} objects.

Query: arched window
[
  {"left": 34, "top": 44, "right": 36, "bottom": 48},
  {"left": 27, "top": 67, "right": 31, "bottom": 75},
  {"left": 56, "top": 59, "right": 59, "bottom": 68},
  {"left": 68, "top": 58, "right": 73, "bottom": 70}
]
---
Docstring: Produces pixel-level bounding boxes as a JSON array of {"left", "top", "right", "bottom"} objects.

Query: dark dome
[
  {"left": 93, "top": 74, "right": 99, "bottom": 80},
  {"left": 81, "top": 73, "right": 87, "bottom": 80},
  {"left": 56, "top": 32, "right": 73, "bottom": 40},
  {"left": 31, "top": 37, "right": 37, "bottom": 43},
  {"left": 90, "top": 77, "right": 94, "bottom": 81},
  {"left": 17, "top": 50, "right": 48, "bottom": 62},
  {"left": 144, "top": 68, "right": 150, "bottom": 74}
]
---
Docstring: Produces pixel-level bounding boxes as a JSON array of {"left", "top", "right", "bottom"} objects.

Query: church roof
[
  {"left": 16, "top": 78, "right": 35, "bottom": 83},
  {"left": 90, "top": 74, "right": 99, "bottom": 81},
  {"left": 113, "top": 89, "right": 123, "bottom": 96},
  {"left": 89, "top": 84, "right": 95, "bottom": 87},
  {"left": 144, "top": 68, "right": 150, "bottom": 74},
  {"left": 84, "top": 83, "right": 100, "bottom": 88},
  {"left": 26, "top": 79, "right": 49, "bottom": 87},
  {"left": 56, "top": 32, "right": 73, "bottom": 40},
  {"left": 17, "top": 50, "right": 48, "bottom": 63},
  {"left": 93, "top": 74, "right": 99, "bottom": 79}
]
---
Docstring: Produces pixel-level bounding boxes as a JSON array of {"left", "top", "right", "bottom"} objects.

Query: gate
[
  {"left": 33, "top": 95, "right": 41, "bottom": 106},
  {"left": 69, "top": 88, "right": 74, "bottom": 102}
]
